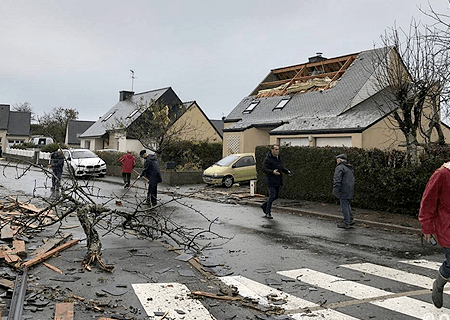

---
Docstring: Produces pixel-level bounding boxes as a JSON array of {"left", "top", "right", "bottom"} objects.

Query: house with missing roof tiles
[
  {"left": 222, "top": 47, "right": 450, "bottom": 156},
  {"left": 0, "top": 104, "right": 31, "bottom": 150},
  {"left": 79, "top": 87, "right": 222, "bottom": 153}
]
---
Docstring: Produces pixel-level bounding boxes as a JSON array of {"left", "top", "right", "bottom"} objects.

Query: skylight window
[
  {"left": 127, "top": 109, "right": 139, "bottom": 119},
  {"left": 102, "top": 111, "right": 115, "bottom": 122},
  {"left": 273, "top": 98, "right": 290, "bottom": 110},
  {"left": 243, "top": 101, "right": 259, "bottom": 114}
]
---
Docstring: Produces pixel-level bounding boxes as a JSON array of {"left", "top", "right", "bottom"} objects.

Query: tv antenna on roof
[{"left": 130, "top": 69, "right": 137, "bottom": 91}]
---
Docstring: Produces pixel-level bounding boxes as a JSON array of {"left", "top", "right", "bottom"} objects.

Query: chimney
[
  {"left": 308, "top": 52, "right": 327, "bottom": 63},
  {"left": 119, "top": 90, "right": 134, "bottom": 101}
]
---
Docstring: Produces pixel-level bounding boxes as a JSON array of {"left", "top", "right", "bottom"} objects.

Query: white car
[{"left": 62, "top": 149, "right": 107, "bottom": 178}]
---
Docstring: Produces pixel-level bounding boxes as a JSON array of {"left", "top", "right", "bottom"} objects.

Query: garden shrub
[{"left": 256, "top": 145, "right": 450, "bottom": 216}]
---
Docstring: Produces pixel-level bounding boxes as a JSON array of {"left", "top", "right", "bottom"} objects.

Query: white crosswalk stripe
[
  {"left": 220, "top": 275, "right": 359, "bottom": 319},
  {"left": 401, "top": 259, "right": 442, "bottom": 270},
  {"left": 131, "top": 260, "right": 450, "bottom": 319},
  {"left": 132, "top": 282, "right": 216, "bottom": 319},
  {"left": 342, "top": 262, "right": 434, "bottom": 288},
  {"left": 278, "top": 267, "right": 450, "bottom": 319}
]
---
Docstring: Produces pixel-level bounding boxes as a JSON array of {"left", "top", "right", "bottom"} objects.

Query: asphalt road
[{"left": 0, "top": 162, "right": 448, "bottom": 320}]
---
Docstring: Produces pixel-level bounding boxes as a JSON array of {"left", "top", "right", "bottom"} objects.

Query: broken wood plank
[
  {"left": 21, "top": 239, "right": 79, "bottom": 269},
  {"left": 54, "top": 302, "right": 74, "bottom": 320},
  {"left": 1, "top": 224, "right": 16, "bottom": 239},
  {"left": 191, "top": 291, "right": 240, "bottom": 301},
  {"left": 0, "top": 277, "right": 14, "bottom": 290},
  {"left": 4, "top": 248, "right": 21, "bottom": 264},
  {"left": 43, "top": 262, "right": 63, "bottom": 274},
  {"left": 12, "top": 239, "right": 26, "bottom": 258},
  {"left": 31, "top": 234, "right": 72, "bottom": 257}
]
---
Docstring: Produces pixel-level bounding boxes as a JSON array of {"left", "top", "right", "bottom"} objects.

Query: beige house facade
[
  {"left": 223, "top": 48, "right": 450, "bottom": 156},
  {"left": 80, "top": 88, "right": 222, "bottom": 154}
]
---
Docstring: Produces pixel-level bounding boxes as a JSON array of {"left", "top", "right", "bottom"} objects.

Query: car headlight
[{"left": 213, "top": 173, "right": 218, "bottom": 177}]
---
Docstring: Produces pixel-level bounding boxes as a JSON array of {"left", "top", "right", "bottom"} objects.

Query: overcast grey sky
[{"left": 0, "top": 0, "right": 448, "bottom": 121}]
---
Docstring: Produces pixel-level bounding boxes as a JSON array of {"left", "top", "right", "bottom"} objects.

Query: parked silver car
[{"left": 62, "top": 149, "right": 106, "bottom": 177}]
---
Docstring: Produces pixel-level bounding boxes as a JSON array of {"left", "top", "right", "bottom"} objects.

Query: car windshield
[
  {"left": 71, "top": 150, "right": 98, "bottom": 159},
  {"left": 216, "top": 155, "right": 240, "bottom": 167}
]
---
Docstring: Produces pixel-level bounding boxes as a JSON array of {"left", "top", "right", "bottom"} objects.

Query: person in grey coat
[
  {"left": 138, "top": 150, "right": 162, "bottom": 206},
  {"left": 333, "top": 153, "right": 355, "bottom": 229}
]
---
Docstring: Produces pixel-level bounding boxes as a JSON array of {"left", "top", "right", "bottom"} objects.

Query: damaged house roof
[{"left": 224, "top": 47, "right": 396, "bottom": 134}]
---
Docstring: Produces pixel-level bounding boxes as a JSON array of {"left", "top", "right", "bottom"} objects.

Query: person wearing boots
[
  {"left": 333, "top": 153, "right": 355, "bottom": 229},
  {"left": 260, "top": 144, "right": 290, "bottom": 219},
  {"left": 419, "top": 161, "right": 450, "bottom": 308},
  {"left": 138, "top": 150, "right": 162, "bottom": 206}
]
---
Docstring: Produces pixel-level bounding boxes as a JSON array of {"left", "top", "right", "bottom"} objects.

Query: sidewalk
[{"left": 98, "top": 175, "right": 422, "bottom": 234}]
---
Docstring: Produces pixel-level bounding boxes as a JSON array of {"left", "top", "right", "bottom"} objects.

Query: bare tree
[
  {"left": 0, "top": 157, "right": 230, "bottom": 272},
  {"left": 111, "top": 99, "right": 198, "bottom": 157},
  {"left": 372, "top": 19, "right": 450, "bottom": 160},
  {"left": 37, "top": 107, "right": 79, "bottom": 142},
  {"left": 12, "top": 101, "right": 36, "bottom": 122}
]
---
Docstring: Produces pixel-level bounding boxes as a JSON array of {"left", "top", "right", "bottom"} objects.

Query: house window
[
  {"left": 273, "top": 98, "right": 290, "bottom": 110},
  {"left": 102, "top": 111, "right": 115, "bottom": 122},
  {"left": 127, "top": 109, "right": 139, "bottom": 119},
  {"left": 85, "top": 140, "right": 91, "bottom": 149},
  {"left": 242, "top": 101, "right": 259, "bottom": 114}
]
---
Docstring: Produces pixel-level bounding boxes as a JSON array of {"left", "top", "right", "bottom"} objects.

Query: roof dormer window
[
  {"left": 273, "top": 98, "right": 290, "bottom": 111},
  {"left": 243, "top": 101, "right": 259, "bottom": 114}
]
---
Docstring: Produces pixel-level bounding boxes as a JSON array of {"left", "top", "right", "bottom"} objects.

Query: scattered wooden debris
[
  {"left": 21, "top": 238, "right": 79, "bottom": 269},
  {"left": 191, "top": 290, "right": 241, "bottom": 301},
  {"left": 54, "top": 302, "right": 74, "bottom": 320},
  {"left": 43, "top": 262, "right": 63, "bottom": 274}
]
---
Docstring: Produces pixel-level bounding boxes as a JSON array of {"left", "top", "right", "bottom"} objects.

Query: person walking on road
[
  {"left": 118, "top": 152, "right": 136, "bottom": 188},
  {"left": 260, "top": 144, "right": 291, "bottom": 219},
  {"left": 419, "top": 162, "right": 450, "bottom": 308},
  {"left": 333, "top": 153, "right": 355, "bottom": 229},
  {"left": 50, "top": 149, "right": 64, "bottom": 191},
  {"left": 138, "top": 150, "right": 162, "bottom": 206}
]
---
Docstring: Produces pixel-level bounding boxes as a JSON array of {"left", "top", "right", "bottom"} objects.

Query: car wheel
[
  {"left": 223, "top": 176, "right": 234, "bottom": 188},
  {"left": 98, "top": 174, "right": 105, "bottom": 178}
]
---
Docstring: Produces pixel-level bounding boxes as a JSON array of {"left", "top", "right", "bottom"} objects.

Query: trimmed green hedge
[
  {"left": 256, "top": 145, "right": 450, "bottom": 216},
  {"left": 161, "top": 141, "right": 223, "bottom": 170}
]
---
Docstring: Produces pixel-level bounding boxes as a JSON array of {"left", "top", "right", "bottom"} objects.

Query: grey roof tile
[
  {"left": 224, "top": 47, "right": 391, "bottom": 133},
  {"left": 7, "top": 111, "right": 31, "bottom": 136},
  {"left": 67, "top": 120, "right": 95, "bottom": 144},
  {"left": 80, "top": 87, "right": 172, "bottom": 138}
]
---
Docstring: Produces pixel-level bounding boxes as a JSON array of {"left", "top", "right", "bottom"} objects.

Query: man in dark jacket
[
  {"left": 138, "top": 150, "right": 162, "bottom": 206},
  {"left": 333, "top": 153, "right": 355, "bottom": 229},
  {"left": 51, "top": 150, "right": 64, "bottom": 191},
  {"left": 261, "top": 145, "right": 290, "bottom": 219}
]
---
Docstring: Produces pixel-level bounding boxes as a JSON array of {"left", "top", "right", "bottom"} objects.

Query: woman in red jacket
[
  {"left": 419, "top": 162, "right": 450, "bottom": 308},
  {"left": 118, "top": 152, "right": 136, "bottom": 188}
]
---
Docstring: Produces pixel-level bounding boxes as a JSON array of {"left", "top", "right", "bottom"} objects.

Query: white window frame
[{"left": 243, "top": 101, "right": 259, "bottom": 114}]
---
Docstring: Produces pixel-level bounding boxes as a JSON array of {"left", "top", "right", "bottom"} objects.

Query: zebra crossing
[{"left": 132, "top": 259, "right": 450, "bottom": 319}]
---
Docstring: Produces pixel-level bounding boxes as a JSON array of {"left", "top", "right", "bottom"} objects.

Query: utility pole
[{"left": 130, "top": 69, "right": 135, "bottom": 91}]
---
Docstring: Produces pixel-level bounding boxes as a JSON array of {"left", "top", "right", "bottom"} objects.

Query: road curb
[{"left": 100, "top": 177, "right": 422, "bottom": 234}]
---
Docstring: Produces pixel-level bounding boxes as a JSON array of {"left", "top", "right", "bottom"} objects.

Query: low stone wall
[{"left": 106, "top": 165, "right": 203, "bottom": 186}]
